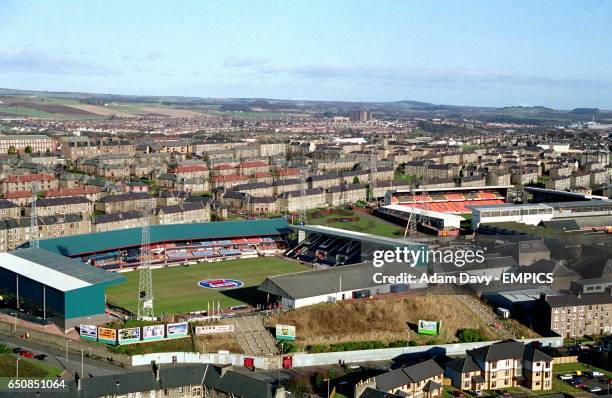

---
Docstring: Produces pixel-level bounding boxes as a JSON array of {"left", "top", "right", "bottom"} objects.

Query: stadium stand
[{"left": 34, "top": 219, "right": 290, "bottom": 270}]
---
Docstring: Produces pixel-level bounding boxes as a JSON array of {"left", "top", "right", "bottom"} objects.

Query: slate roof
[
  {"left": 469, "top": 339, "right": 525, "bottom": 362},
  {"left": 376, "top": 359, "right": 443, "bottom": 391}
]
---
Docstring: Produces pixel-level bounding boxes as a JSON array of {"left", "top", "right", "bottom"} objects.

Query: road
[{"left": 0, "top": 332, "right": 126, "bottom": 379}]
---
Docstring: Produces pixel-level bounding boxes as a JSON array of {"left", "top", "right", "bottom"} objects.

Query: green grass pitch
[{"left": 105, "top": 257, "right": 308, "bottom": 315}]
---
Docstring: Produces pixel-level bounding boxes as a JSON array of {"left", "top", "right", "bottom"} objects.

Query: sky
[{"left": 0, "top": 1, "right": 611, "bottom": 109}]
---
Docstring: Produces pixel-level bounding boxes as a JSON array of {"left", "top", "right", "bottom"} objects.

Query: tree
[
  {"left": 7, "top": 146, "right": 16, "bottom": 155},
  {"left": 24, "top": 145, "right": 33, "bottom": 154}
]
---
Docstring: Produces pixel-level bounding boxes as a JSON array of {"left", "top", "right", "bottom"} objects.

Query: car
[
  {"left": 598, "top": 377, "right": 610, "bottom": 384},
  {"left": 468, "top": 390, "right": 482, "bottom": 396},
  {"left": 559, "top": 374, "right": 573, "bottom": 381},
  {"left": 590, "top": 371, "right": 604, "bottom": 378},
  {"left": 575, "top": 382, "right": 587, "bottom": 389},
  {"left": 18, "top": 350, "right": 34, "bottom": 358},
  {"left": 34, "top": 354, "right": 47, "bottom": 360},
  {"left": 12, "top": 347, "right": 23, "bottom": 354},
  {"left": 588, "top": 386, "right": 602, "bottom": 393}
]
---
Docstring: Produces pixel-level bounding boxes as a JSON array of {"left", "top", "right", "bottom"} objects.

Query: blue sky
[{"left": 0, "top": 1, "right": 610, "bottom": 109}]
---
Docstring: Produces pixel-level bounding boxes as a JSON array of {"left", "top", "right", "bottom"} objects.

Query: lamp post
[
  {"left": 324, "top": 378, "right": 330, "bottom": 398},
  {"left": 16, "top": 357, "right": 20, "bottom": 379},
  {"left": 10, "top": 312, "right": 17, "bottom": 334}
]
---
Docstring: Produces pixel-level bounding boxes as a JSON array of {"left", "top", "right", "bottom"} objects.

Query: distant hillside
[{"left": 0, "top": 87, "right": 609, "bottom": 124}]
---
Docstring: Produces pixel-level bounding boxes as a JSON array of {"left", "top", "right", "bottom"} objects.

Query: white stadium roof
[
  {"left": 0, "top": 252, "right": 91, "bottom": 292},
  {"left": 0, "top": 248, "right": 124, "bottom": 292}
]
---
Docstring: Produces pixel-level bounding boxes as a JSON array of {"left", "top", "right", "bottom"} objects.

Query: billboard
[
  {"left": 98, "top": 327, "right": 117, "bottom": 344},
  {"left": 166, "top": 322, "right": 188, "bottom": 339},
  {"left": 275, "top": 324, "right": 296, "bottom": 341},
  {"left": 118, "top": 327, "right": 141, "bottom": 345},
  {"left": 142, "top": 324, "right": 165, "bottom": 341},
  {"left": 79, "top": 324, "right": 97, "bottom": 341},
  {"left": 417, "top": 320, "right": 439, "bottom": 335},
  {"left": 195, "top": 325, "right": 235, "bottom": 335}
]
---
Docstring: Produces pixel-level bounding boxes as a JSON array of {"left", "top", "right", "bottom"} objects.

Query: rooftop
[
  {"left": 0, "top": 248, "right": 125, "bottom": 292},
  {"left": 38, "top": 218, "right": 289, "bottom": 256}
]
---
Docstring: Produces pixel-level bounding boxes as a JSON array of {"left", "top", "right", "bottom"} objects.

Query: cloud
[
  {"left": 143, "top": 52, "right": 163, "bottom": 61},
  {"left": 223, "top": 56, "right": 269, "bottom": 68},
  {"left": 0, "top": 48, "right": 117, "bottom": 76},
  {"left": 246, "top": 63, "right": 612, "bottom": 90}
]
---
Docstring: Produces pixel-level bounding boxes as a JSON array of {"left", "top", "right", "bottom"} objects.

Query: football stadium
[
  {"left": 28, "top": 219, "right": 312, "bottom": 317},
  {"left": 376, "top": 185, "right": 512, "bottom": 235}
]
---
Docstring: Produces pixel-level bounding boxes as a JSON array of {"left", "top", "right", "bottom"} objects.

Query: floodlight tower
[
  {"left": 30, "top": 182, "right": 39, "bottom": 248},
  {"left": 403, "top": 180, "right": 418, "bottom": 239},
  {"left": 137, "top": 202, "right": 155, "bottom": 320}
]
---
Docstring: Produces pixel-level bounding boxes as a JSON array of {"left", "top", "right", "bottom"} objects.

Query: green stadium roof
[{"left": 38, "top": 218, "right": 289, "bottom": 257}]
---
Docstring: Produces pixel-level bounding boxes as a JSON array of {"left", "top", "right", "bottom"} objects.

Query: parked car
[
  {"left": 598, "top": 377, "right": 610, "bottom": 384},
  {"left": 575, "top": 382, "right": 587, "bottom": 389},
  {"left": 18, "top": 350, "right": 34, "bottom": 358},
  {"left": 34, "top": 354, "right": 47, "bottom": 360},
  {"left": 559, "top": 374, "right": 573, "bottom": 381},
  {"left": 588, "top": 386, "right": 602, "bottom": 393},
  {"left": 12, "top": 347, "right": 23, "bottom": 354},
  {"left": 590, "top": 371, "right": 604, "bottom": 378}
]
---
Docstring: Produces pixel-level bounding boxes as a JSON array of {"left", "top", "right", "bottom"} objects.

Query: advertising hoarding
[
  {"left": 417, "top": 320, "right": 439, "bottom": 335},
  {"left": 142, "top": 324, "right": 165, "bottom": 341},
  {"left": 166, "top": 322, "right": 188, "bottom": 339},
  {"left": 195, "top": 325, "right": 235, "bottom": 335},
  {"left": 98, "top": 327, "right": 117, "bottom": 344},
  {"left": 79, "top": 324, "right": 97, "bottom": 341},
  {"left": 275, "top": 324, "right": 296, "bottom": 341},
  {"left": 118, "top": 327, "right": 141, "bottom": 344}
]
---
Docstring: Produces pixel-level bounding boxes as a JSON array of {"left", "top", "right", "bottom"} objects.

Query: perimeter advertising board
[
  {"left": 417, "top": 320, "right": 439, "bottom": 335},
  {"left": 166, "top": 322, "right": 188, "bottom": 339},
  {"left": 79, "top": 325, "right": 97, "bottom": 341},
  {"left": 195, "top": 325, "right": 235, "bottom": 335},
  {"left": 275, "top": 324, "right": 296, "bottom": 341},
  {"left": 118, "top": 327, "right": 141, "bottom": 345},
  {"left": 142, "top": 324, "right": 165, "bottom": 341},
  {"left": 98, "top": 327, "right": 117, "bottom": 345}
]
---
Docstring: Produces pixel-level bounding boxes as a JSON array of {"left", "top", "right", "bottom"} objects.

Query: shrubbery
[
  {"left": 457, "top": 328, "right": 486, "bottom": 343},
  {"left": 306, "top": 339, "right": 410, "bottom": 353}
]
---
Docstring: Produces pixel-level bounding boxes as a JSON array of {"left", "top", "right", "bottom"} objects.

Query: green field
[
  {"left": 106, "top": 257, "right": 308, "bottom": 314},
  {"left": 0, "top": 353, "right": 63, "bottom": 380},
  {"left": 308, "top": 211, "right": 403, "bottom": 238}
]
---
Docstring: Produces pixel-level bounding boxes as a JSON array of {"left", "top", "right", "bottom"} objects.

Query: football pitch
[{"left": 105, "top": 257, "right": 308, "bottom": 315}]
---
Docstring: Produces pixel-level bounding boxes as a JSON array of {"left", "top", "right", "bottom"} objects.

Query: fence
[
  {"left": 552, "top": 355, "right": 579, "bottom": 365},
  {"left": 131, "top": 336, "right": 564, "bottom": 369}
]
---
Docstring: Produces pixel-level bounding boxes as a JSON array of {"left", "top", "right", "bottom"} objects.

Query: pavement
[{"left": 0, "top": 331, "right": 126, "bottom": 379}]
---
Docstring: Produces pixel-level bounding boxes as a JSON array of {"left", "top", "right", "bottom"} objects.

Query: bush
[
  {"left": 305, "top": 339, "right": 408, "bottom": 353},
  {"left": 457, "top": 328, "right": 486, "bottom": 343}
]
